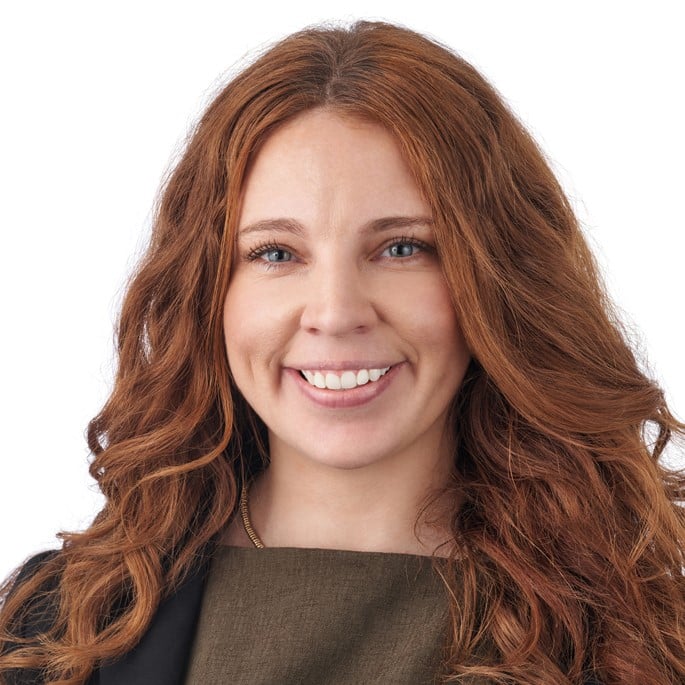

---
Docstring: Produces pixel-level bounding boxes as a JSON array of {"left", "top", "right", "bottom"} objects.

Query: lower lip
[{"left": 286, "top": 364, "right": 403, "bottom": 409}]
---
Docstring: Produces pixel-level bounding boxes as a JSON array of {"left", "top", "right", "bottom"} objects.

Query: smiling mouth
[{"left": 298, "top": 366, "right": 391, "bottom": 390}]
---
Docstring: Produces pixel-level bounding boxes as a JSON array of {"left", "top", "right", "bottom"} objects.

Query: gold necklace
[{"left": 240, "top": 482, "right": 265, "bottom": 548}]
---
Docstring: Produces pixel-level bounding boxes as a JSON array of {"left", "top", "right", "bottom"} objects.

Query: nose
[{"left": 299, "top": 259, "right": 378, "bottom": 336}]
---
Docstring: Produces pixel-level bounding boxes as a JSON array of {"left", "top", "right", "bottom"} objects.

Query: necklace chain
[{"left": 240, "top": 482, "right": 265, "bottom": 548}]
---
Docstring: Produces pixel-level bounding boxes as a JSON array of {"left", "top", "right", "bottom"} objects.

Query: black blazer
[{"left": 5, "top": 550, "right": 209, "bottom": 685}]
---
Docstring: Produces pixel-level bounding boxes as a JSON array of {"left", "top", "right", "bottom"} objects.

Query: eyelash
[
  {"left": 244, "top": 235, "right": 433, "bottom": 268},
  {"left": 245, "top": 242, "right": 289, "bottom": 265}
]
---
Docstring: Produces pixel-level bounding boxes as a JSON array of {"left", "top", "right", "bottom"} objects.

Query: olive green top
[{"left": 184, "top": 545, "right": 452, "bottom": 685}]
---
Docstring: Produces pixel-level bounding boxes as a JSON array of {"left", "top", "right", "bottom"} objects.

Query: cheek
[
  {"left": 222, "top": 281, "right": 262, "bottom": 378},
  {"left": 397, "top": 275, "right": 467, "bottom": 355},
  {"left": 222, "top": 278, "right": 294, "bottom": 381}
]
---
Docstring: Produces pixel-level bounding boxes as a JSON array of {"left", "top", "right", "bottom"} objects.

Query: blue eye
[
  {"left": 386, "top": 242, "right": 418, "bottom": 258},
  {"left": 262, "top": 248, "right": 292, "bottom": 263}
]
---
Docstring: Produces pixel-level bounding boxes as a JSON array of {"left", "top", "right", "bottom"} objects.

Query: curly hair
[{"left": 1, "top": 20, "right": 684, "bottom": 684}]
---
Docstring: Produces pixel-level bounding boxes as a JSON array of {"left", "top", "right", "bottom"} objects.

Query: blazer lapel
[{"left": 97, "top": 558, "right": 210, "bottom": 685}]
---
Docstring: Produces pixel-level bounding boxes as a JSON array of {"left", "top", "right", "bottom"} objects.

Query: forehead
[{"left": 237, "top": 109, "right": 429, "bottom": 234}]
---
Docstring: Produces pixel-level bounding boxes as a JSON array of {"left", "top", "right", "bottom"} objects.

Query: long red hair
[{"left": 2, "top": 20, "right": 684, "bottom": 684}]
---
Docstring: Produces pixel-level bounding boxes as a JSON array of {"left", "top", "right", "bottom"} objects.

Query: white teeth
[
  {"left": 340, "top": 371, "right": 357, "bottom": 389},
  {"left": 325, "top": 372, "right": 341, "bottom": 390},
  {"left": 300, "top": 366, "right": 391, "bottom": 390}
]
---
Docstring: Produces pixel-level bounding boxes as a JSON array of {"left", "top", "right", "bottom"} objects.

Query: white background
[{"left": 1, "top": 1, "right": 683, "bottom": 581}]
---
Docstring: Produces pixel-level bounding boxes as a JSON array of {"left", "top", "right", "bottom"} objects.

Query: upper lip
[{"left": 286, "top": 361, "right": 399, "bottom": 371}]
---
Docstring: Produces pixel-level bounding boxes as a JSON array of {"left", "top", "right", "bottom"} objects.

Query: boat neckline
[{"left": 215, "top": 543, "right": 453, "bottom": 561}]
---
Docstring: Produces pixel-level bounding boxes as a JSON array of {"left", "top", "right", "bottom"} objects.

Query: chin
[
  {"left": 281, "top": 437, "right": 398, "bottom": 472},
  {"left": 312, "top": 454, "right": 385, "bottom": 471}
]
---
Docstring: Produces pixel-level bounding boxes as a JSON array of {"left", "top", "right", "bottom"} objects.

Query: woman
[{"left": 1, "top": 19, "right": 684, "bottom": 685}]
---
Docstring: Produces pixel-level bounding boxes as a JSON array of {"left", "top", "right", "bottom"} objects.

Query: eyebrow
[{"left": 237, "top": 215, "right": 433, "bottom": 238}]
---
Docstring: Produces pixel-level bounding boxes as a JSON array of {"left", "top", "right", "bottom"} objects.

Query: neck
[{"left": 242, "top": 434, "right": 459, "bottom": 558}]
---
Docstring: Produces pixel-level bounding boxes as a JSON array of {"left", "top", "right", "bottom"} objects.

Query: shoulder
[
  {"left": 10, "top": 550, "right": 60, "bottom": 588},
  {"left": 1, "top": 550, "right": 63, "bottom": 685},
  {"left": 4, "top": 549, "right": 62, "bottom": 637}
]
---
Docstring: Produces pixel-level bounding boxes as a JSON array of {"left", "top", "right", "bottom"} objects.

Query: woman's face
[{"left": 224, "top": 109, "right": 471, "bottom": 470}]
